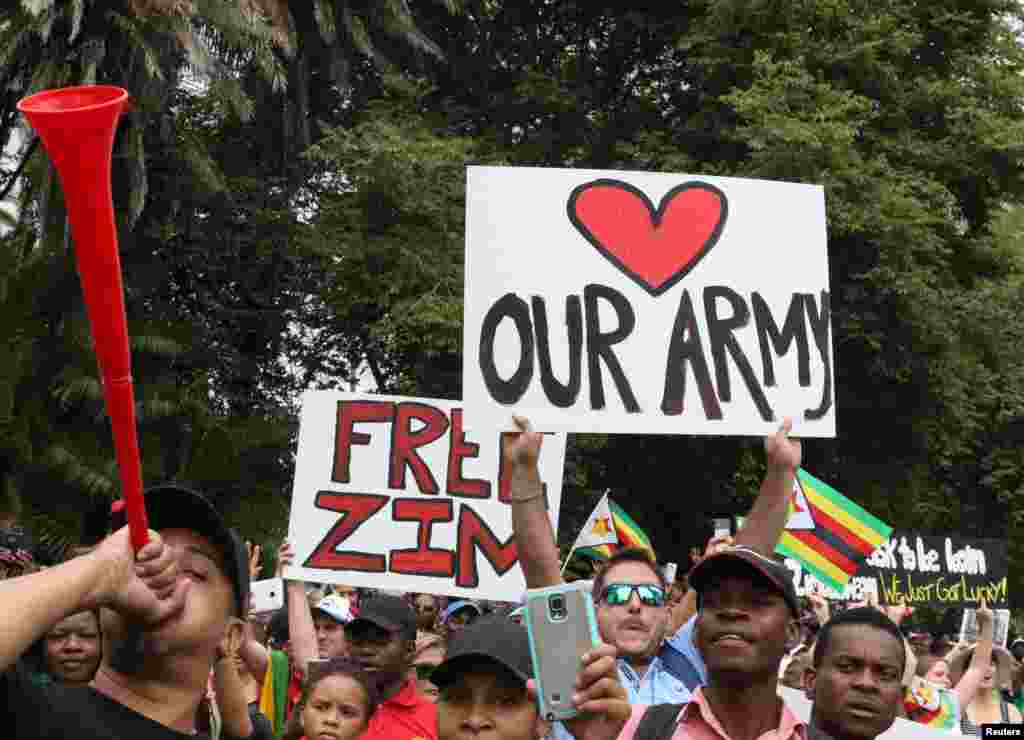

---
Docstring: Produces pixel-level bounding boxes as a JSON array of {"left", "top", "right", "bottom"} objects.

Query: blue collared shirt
[{"left": 665, "top": 614, "right": 708, "bottom": 686}]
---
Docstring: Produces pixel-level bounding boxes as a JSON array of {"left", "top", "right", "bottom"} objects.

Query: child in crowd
[{"left": 295, "top": 658, "right": 380, "bottom": 740}]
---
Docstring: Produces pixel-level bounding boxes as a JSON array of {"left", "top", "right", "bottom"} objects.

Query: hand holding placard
[
  {"left": 765, "top": 418, "right": 801, "bottom": 474},
  {"left": 502, "top": 416, "right": 545, "bottom": 503}
]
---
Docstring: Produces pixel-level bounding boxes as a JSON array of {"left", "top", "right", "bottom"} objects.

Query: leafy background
[{"left": 2, "top": 0, "right": 1023, "bottom": 630}]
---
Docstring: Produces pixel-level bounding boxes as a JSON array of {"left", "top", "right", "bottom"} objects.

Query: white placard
[
  {"left": 462, "top": 166, "right": 834, "bottom": 436},
  {"left": 961, "top": 608, "right": 1011, "bottom": 647},
  {"left": 284, "top": 391, "right": 566, "bottom": 601}
]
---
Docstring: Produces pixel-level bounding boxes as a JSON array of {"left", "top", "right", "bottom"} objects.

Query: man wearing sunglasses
[
  {"left": 504, "top": 415, "right": 801, "bottom": 710},
  {"left": 590, "top": 550, "right": 679, "bottom": 703}
]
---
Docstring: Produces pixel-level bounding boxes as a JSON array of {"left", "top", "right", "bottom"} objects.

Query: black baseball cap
[
  {"left": 689, "top": 545, "right": 800, "bottom": 618},
  {"left": 347, "top": 595, "right": 417, "bottom": 641},
  {"left": 111, "top": 484, "right": 250, "bottom": 618},
  {"left": 431, "top": 615, "right": 533, "bottom": 689}
]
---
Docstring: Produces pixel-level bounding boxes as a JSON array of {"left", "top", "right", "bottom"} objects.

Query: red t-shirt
[{"left": 361, "top": 679, "right": 437, "bottom": 740}]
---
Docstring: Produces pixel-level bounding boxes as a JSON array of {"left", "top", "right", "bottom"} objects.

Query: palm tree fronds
[
  {"left": 68, "top": 0, "right": 85, "bottom": 43},
  {"left": 126, "top": 122, "right": 148, "bottom": 226},
  {"left": 107, "top": 11, "right": 166, "bottom": 82},
  {"left": 178, "top": 130, "right": 226, "bottom": 193},
  {"left": 52, "top": 376, "right": 103, "bottom": 409},
  {"left": 208, "top": 77, "right": 255, "bottom": 122},
  {"left": 19, "top": 0, "right": 54, "bottom": 19},
  {"left": 131, "top": 333, "right": 187, "bottom": 358},
  {"left": 312, "top": 0, "right": 336, "bottom": 45}
]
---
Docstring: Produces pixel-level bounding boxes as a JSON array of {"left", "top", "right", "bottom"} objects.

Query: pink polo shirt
[{"left": 617, "top": 688, "right": 806, "bottom": 740}]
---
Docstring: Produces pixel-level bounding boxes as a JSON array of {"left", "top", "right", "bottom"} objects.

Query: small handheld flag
[{"left": 578, "top": 499, "right": 654, "bottom": 561}]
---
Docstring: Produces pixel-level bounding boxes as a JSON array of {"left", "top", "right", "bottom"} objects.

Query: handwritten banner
[
  {"left": 284, "top": 391, "right": 566, "bottom": 601},
  {"left": 784, "top": 531, "right": 1008, "bottom": 607},
  {"left": 462, "top": 166, "right": 834, "bottom": 436}
]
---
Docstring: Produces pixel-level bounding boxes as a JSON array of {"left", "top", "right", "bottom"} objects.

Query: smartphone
[
  {"left": 251, "top": 577, "right": 284, "bottom": 615},
  {"left": 524, "top": 581, "right": 600, "bottom": 722},
  {"left": 712, "top": 517, "right": 732, "bottom": 538}
]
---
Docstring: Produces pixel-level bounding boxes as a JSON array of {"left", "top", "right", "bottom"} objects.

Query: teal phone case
[{"left": 524, "top": 582, "right": 601, "bottom": 722}]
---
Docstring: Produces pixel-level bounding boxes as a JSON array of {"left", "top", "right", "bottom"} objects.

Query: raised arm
[
  {"left": 214, "top": 621, "right": 255, "bottom": 739},
  {"left": 279, "top": 541, "right": 318, "bottom": 679},
  {"left": 733, "top": 418, "right": 801, "bottom": 555},
  {"left": 506, "top": 416, "right": 563, "bottom": 588},
  {"left": 953, "top": 599, "right": 994, "bottom": 709},
  {"left": 238, "top": 616, "right": 269, "bottom": 684},
  {"left": 0, "top": 526, "right": 185, "bottom": 672}
]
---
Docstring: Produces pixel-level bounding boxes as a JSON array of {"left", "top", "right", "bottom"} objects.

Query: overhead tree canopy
[{"left": 2, "top": 0, "right": 1023, "bottom": 613}]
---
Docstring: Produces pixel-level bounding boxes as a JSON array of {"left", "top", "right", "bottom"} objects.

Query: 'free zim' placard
[
  {"left": 284, "top": 391, "right": 566, "bottom": 601},
  {"left": 462, "top": 166, "right": 834, "bottom": 436}
]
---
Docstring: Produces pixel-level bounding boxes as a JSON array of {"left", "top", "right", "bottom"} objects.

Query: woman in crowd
[
  {"left": 949, "top": 644, "right": 1023, "bottom": 733},
  {"left": 283, "top": 658, "right": 379, "bottom": 740},
  {"left": 25, "top": 609, "right": 102, "bottom": 687}
]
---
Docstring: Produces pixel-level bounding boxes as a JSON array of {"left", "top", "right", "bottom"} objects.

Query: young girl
[{"left": 289, "top": 658, "right": 380, "bottom": 740}]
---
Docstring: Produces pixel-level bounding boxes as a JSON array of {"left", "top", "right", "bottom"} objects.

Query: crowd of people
[{"left": 0, "top": 417, "right": 1020, "bottom": 740}]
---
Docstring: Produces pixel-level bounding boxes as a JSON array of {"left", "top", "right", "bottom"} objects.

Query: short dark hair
[
  {"left": 813, "top": 607, "right": 905, "bottom": 668},
  {"left": 593, "top": 548, "right": 665, "bottom": 601}
]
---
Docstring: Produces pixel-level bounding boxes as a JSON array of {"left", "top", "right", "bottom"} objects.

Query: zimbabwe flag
[
  {"left": 578, "top": 500, "right": 654, "bottom": 560},
  {"left": 775, "top": 469, "right": 892, "bottom": 593}
]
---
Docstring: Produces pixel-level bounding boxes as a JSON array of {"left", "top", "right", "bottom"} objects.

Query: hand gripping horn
[{"left": 18, "top": 86, "right": 148, "bottom": 550}]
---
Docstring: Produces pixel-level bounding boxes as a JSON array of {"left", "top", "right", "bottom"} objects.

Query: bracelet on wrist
[{"left": 510, "top": 489, "right": 545, "bottom": 503}]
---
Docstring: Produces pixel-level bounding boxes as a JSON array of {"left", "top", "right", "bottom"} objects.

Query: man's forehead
[
  {"left": 703, "top": 567, "right": 778, "bottom": 593},
  {"left": 827, "top": 624, "right": 904, "bottom": 664},
  {"left": 603, "top": 560, "right": 661, "bottom": 584}
]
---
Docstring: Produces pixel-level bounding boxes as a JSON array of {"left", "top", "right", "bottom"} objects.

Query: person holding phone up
[
  {"left": 433, "top": 615, "right": 630, "bottom": 740},
  {"left": 573, "top": 546, "right": 808, "bottom": 740},
  {"left": 503, "top": 415, "right": 802, "bottom": 710}
]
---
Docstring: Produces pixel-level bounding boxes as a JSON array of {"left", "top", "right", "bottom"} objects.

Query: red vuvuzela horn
[{"left": 18, "top": 86, "right": 148, "bottom": 551}]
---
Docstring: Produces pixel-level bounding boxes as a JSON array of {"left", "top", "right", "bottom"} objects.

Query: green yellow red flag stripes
[
  {"left": 775, "top": 469, "right": 892, "bottom": 593},
  {"left": 578, "top": 500, "right": 654, "bottom": 561}
]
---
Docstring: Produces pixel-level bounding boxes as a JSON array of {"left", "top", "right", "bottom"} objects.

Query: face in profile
[
  {"left": 302, "top": 674, "right": 372, "bottom": 740},
  {"left": 45, "top": 611, "right": 102, "bottom": 685}
]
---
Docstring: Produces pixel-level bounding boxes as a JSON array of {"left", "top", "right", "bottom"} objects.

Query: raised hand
[
  {"left": 528, "top": 643, "right": 630, "bottom": 740},
  {"left": 765, "top": 417, "right": 801, "bottom": 473},
  {"left": 276, "top": 541, "right": 295, "bottom": 580},
  {"left": 976, "top": 597, "right": 992, "bottom": 627},
  {"left": 807, "top": 589, "right": 831, "bottom": 627},
  {"left": 246, "top": 541, "right": 262, "bottom": 581},
  {"left": 502, "top": 415, "right": 544, "bottom": 472}
]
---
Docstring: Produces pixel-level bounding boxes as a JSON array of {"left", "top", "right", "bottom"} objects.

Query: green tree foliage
[
  {"left": 2, "top": 0, "right": 1024, "bottom": 608},
  {"left": 404, "top": 0, "right": 1024, "bottom": 591}
]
